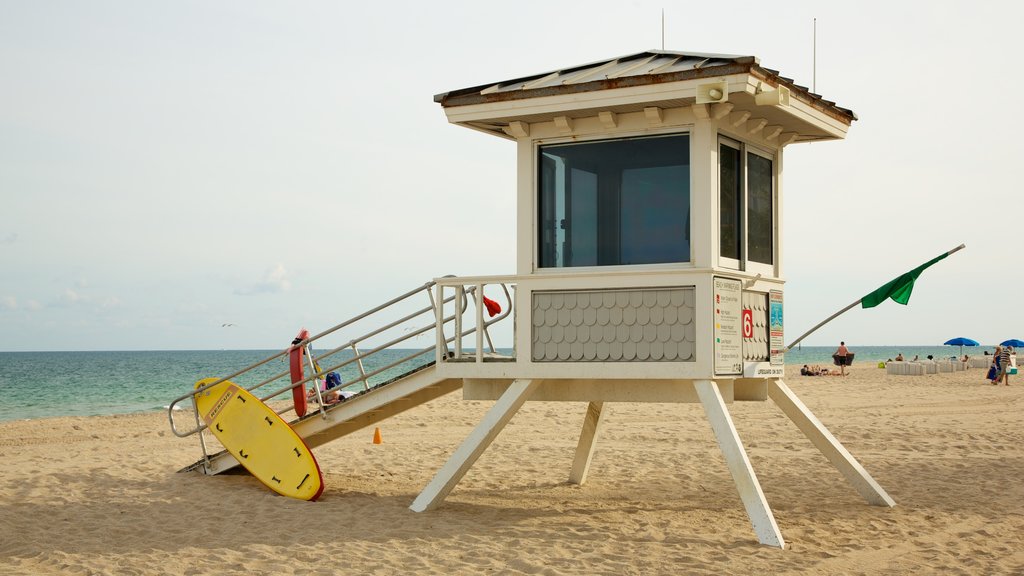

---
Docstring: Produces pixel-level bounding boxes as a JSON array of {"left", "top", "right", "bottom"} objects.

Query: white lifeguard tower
[
  {"left": 172, "top": 49, "right": 895, "bottom": 549},
  {"left": 413, "top": 50, "right": 895, "bottom": 547}
]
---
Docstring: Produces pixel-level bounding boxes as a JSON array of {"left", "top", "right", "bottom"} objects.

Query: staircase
[{"left": 169, "top": 277, "right": 512, "bottom": 475}]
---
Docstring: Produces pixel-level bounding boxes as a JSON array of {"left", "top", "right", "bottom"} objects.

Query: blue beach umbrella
[
  {"left": 999, "top": 339, "right": 1024, "bottom": 349},
  {"left": 943, "top": 337, "right": 979, "bottom": 356}
]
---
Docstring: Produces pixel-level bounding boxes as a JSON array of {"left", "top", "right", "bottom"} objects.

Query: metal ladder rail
[
  {"left": 167, "top": 278, "right": 449, "bottom": 435},
  {"left": 167, "top": 279, "right": 512, "bottom": 438},
  {"left": 174, "top": 280, "right": 511, "bottom": 473},
  {"left": 303, "top": 282, "right": 511, "bottom": 393},
  {"left": 301, "top": 301, "right": 513, "bottom": 421},
  {"left": 281, "top": 282, "right": 512, "bottom": 421}
]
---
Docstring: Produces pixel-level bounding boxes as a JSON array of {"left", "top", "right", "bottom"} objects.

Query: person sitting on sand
[
  {"left": 809, "top": 365, "right": 830, "bottom": 376},
  {"left": 895, "top": 353, "right": 904, "bottom": 361},
  {"left": 307, "top": 372, "right": 357, "bottom": 404},
  {"left": 308, "top": 386, "right": 355, "bottom": 404}
]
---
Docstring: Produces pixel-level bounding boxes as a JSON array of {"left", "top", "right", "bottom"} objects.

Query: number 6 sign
[{"left": 741, "top": 309, "right": 753, "bottom": 339}]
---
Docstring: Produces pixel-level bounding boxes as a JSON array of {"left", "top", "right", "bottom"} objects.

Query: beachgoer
[
  {"left": 997, "top": 346, "right": 1011, "bottom": 386},
  {"left": 911, "top": 355, "right": 919, "bottom": 362},
  {"left": 989, "top": 346, "right": 1004, "bottom": 384},
  {"left": 325, "top": 372, "right": 342, "bottom": 390},
  {"left": 834, "top": 341, "right": 851, "bottom": 376},
  {"left": 306, "top": 372, "right": 356, "bottom": 404},
  {"left": 801, "top": 365, "right": 811, "bottom": 376},
  {"left": 324, "top": 388, "right": 356, "bottom": 403},
  {"left": 308, "top": 385, "right": 355, "bottom": 404},
  {"left": 895, "top": 353, "right": 904, "bottom": 361}
]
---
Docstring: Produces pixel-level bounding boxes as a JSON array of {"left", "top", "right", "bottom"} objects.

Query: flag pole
[{"left": 785, "top": 244, "right": 965, "bottom": 351}]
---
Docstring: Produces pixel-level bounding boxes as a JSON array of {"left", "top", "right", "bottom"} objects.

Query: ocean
[{"left": 0, "top": 345, "right": 992, "bottom": 422}]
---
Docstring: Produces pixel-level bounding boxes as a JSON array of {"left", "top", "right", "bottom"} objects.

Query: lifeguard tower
[
  {"left": 171, "top": 50, "right": 894, "bottom": 549},
  {"left": 414, "top": 50, "right": 894, "bottom": 547}
]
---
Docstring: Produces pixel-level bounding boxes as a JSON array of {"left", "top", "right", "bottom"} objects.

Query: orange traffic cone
[{"left": 372, "top": 427, "right": 383, "bottom": 444}]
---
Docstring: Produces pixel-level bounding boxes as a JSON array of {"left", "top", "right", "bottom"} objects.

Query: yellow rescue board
[{"left": 194, "top": 378, "right": 324, "bottom": 501}]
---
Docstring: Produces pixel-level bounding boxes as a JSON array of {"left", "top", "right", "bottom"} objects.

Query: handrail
[
  {"left": 436, "top": 280, "right": 513, "bottom": 362},
  {"left": 167, "top": 276, "right": 514, "bottom": 440}
]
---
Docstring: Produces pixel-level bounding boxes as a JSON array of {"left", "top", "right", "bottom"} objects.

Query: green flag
[{"left": 861, "top": 251, "right": 950, "bottom": 308}]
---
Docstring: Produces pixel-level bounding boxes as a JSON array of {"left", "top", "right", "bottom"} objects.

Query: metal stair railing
[{"left": 167, "top": 276, "right": 513, "bottom": 464}]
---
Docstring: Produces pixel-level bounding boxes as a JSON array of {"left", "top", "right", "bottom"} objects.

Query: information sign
[
  {"left": 714, "top": 277, "right": 743, "bottom": 375},
  {"left": 769, "top": 290, "right": 784, "bottom": 366}
]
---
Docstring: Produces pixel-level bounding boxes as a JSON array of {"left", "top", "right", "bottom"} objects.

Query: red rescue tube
[
  {"left": 483, "top": 295, "right": 502, "bottom": 317},
  {"left": 289, "top": 329, "right": 310, "bottom": 417}
]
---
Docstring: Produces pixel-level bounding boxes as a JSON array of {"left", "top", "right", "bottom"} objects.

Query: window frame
[
  {"left": 717, "top": 136, "right": 777, "bottom": 276},
  {"left": 534, "top": 130, "right": 694, "bottom": 273}
]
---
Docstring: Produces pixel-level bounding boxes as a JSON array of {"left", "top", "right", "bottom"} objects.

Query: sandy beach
[{"left": 2, "top": 363, "right": 1023, "bottom": 575}]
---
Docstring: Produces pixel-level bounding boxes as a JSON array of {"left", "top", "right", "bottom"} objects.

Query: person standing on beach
[
  {"left": 996, "top": 345, "right": 1012, "bottom": 386},
  {"left": 834, "top": 341, "right": 851, "bottom": 376}
]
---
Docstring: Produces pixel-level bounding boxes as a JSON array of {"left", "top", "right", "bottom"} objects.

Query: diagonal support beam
[
  {"left": 767, "top": 380, "right": 896, "bottom": 507},
  {"left": 695, "top": 380, "right": 785, "bottom": 548},
  {"left": 568, "top": 401, "right": 605, "bottom": 485},
  {"left": 410, "top": 379, "right": 539, "bottom": 512}
]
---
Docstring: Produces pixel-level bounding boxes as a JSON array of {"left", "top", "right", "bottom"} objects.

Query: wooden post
[
  {"left": 767, "top": 379, "right": 895, "bottom": 507},
  {"left": 568, "top": 401, "right": 605, "bottom": 485},
  {"left": 410, "top": 379, "right": 539, "bottom": 512},
  {"left": 695, "top": 380, "right": 785, "bottom": 548}
]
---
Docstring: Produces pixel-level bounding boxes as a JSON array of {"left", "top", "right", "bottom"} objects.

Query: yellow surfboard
[{"left": 194, "top": 377, "right": 324, "bottom": 501}]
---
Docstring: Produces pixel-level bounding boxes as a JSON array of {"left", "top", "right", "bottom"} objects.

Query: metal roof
[{"left": 435, "top": 49, "right": 856, "bottom": 124}]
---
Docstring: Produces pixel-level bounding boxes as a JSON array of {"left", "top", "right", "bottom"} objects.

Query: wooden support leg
[
  {"left": 695, "top": 380, "right": 785, "bottom": 548},
  {"left": 410, "top": 379, "right": 539, "bottom": 513},
  {"left": 767, "top": 379, "right": 896, "bottom": 507},
  {"left": 568, "top": 401, "right": 605, "bottom": 485}
]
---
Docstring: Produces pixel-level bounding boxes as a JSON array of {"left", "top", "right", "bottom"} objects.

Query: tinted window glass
[
  {"left": 747, "top": 153, "right": 773, "bottom": 264},
  {"left": 719, "top": 144, "right": 741, "bottom": 260},
  {"left": 538, "top": 135, "right": 690, "bottom": 268}
]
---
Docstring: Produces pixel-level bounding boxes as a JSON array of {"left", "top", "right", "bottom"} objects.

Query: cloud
[
  {"left": 57, "top": 288, "right": 86, "bottom": 306},
  {"left": 235, "top": 264, "right": 291, "bottom": 296},
  {"left": 100, "top": 296, "right": 121, "bottom": 309},
  {"left": 0, "top": 233, "right": 16, "bottom": 245},
  {"left": 48, "top": 287, "right": 119, "bottom": 310}
]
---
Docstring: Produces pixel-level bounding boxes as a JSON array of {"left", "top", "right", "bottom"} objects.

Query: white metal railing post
[
  {"left": 352, "top": 344, "right": 369, "bottom": 390},
  {"left": 192, "top": 395, "right": 211, "bottom": 471},
  {"left": 434, "top": 284, "right": 444, "bottom": 361},
  {"left": 476, "top": 283, "right": 484, "bottom": 363},
  {"left": 454, "top": 285, "right": 464, "bottom": 359},
  {"left": 304, "top": 344, "right": 325, "bottom": 404},
  {"left": 304, "top": 343, "right": 330, "bottom": 418}
]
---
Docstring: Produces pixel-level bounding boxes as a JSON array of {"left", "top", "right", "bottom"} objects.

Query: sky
[{"left": 0, "top": 0, "right": 1020, "bottom": 352}]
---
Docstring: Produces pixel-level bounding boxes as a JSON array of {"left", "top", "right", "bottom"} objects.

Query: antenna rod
[
  {"left": 813, "top": 18, "right": 817, "bottom": 93},
  {"left": 661, "top": 9, "right": 665, "bottom": 50}
]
